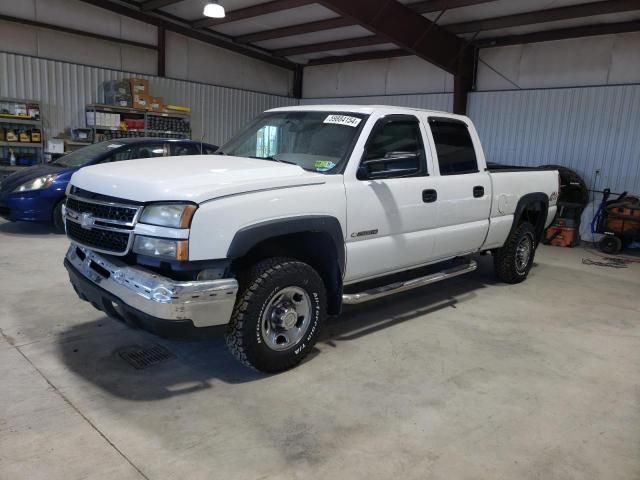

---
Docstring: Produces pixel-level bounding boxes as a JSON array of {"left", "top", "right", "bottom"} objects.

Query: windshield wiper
[{"left": 249, "top": 155, "right": 297, "bottom": 165}]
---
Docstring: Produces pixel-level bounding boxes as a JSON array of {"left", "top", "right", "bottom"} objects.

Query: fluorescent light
[{"left": 203, "top": 2, "right": 225, "bottom": 18}]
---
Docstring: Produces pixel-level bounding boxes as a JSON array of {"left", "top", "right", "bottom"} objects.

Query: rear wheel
[
  {"left": 52, "top": 199, "right": 65, "bottom": 233},
  {"left": 226, "top": 258, "right": 326, "bottom": 373},
  {"left": 494, "top": 222, "right": 537, "bottom": 284}
]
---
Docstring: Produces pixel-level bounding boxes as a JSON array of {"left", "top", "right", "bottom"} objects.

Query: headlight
[
  {"left": 13, "top": 174, "right": 58, "bottom": 193},
  {"left": 139, "top": 203, "right": 197, "bottom": 228},
  {"left": 133, "top": 235, "right": 189, "bottom": 261}
]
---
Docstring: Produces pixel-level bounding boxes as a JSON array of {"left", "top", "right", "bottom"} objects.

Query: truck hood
[{"left": 69, "top": 155, "right": 326, "bottom": 203}]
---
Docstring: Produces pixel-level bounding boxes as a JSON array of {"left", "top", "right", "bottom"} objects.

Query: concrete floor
[{"left": 1, "top": 219, "right": 639, "bottom": 480}]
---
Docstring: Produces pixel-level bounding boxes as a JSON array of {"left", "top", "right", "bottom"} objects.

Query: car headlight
[
  {"left": 13, "top": 174, "right": 58, "bottom": 193},
  {"left": 133, "top": 235, "right": 189, "bottom": 261},
  {"left": 139, "top": 203, "right": 197, "bottom": 228}
]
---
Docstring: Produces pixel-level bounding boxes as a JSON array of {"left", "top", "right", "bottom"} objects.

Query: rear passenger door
[{"left": 425, "top": 117, "right": 491, "bottom": 259}]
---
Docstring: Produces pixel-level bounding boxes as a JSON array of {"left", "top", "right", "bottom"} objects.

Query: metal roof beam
[
  {"left": 307, "top": 49, "right": 411, "bottom": 65},
  {"left": 140, "top": 0, "right": 185, "bottom": 11},
  {"left": 237, "top": 0, "right": 494, "bottom": 44},
  {"left": 448, "top": 0, "right": 640, "bottom": 34},
  {"left": 315, "top": 0, "right": 468, "bottom": 75},
  {"left": 273, "top": 0, "right": 640, "bottom": 60},
  {"left": 477, "top": 19, "right": 640, "bottom": 47}
]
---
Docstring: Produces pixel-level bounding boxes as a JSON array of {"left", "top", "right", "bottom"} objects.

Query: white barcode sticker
[{"left": 323, "top": 114, "right": 362, "bottom": 127}]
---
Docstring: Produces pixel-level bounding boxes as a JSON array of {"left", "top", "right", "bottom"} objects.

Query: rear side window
[{"left": 429, "top": 118, "right": 478, "bottom": 175}]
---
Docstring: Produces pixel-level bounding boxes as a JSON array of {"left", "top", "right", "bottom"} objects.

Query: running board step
[{"left": 342, "top": 260, "right": 478, "bottom": 305}]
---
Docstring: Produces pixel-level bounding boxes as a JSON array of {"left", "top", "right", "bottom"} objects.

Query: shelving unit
[
  {"left": 86, "top": 104, "right": 191, "bottom": 142},
  {"left": 0, "top": 97, "right": 44, "bottom": 177}
]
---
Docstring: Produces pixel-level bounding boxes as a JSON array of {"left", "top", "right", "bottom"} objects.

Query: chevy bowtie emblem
[{"left": 80, "top": 212, "right": 95, "bottom": 230}]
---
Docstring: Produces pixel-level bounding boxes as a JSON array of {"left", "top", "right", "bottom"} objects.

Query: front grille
[
  {"left": 65, "top": 190, "right": 141, "bottom": 255},
  {"left": 66, "top": 197, "right": 137, "bottom": 224},
  {"left": 67, "top": 221, "right": 130, "bottom": 253}
]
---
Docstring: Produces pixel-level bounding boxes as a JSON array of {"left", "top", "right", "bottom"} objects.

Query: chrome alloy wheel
[
  {"left": 261, "top": 287, "right": 312, "bottom": 351},
  {"left": 515, "top": 233, "right": 534, "bottom": 275}
]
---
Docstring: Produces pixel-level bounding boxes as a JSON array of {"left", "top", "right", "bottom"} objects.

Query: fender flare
[
  {"left": 510, "top": 192, "right": 550, "bottom": 243},
  {"left": 226, "top": 215, "right": 346, "bottom": 274}
]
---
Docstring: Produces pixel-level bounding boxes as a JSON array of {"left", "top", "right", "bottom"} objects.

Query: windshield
[
  {"left": 51, "top": 141, "right": 125, "bottom": 168},
  {"left": 218, "top": 111, "right": 368, "bottom": 173}
]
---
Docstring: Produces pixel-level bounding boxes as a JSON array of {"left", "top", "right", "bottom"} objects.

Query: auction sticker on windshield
[{"left": 323, "top": 115, "right": 362, "bottom": 127}]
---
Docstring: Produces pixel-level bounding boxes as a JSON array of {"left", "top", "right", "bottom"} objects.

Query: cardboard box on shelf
[
  {"left": 133, "top": 94, "right": 151, "bottom": 110},
  {"left": 149, "top": 96, "right": 164, "bottom": 112},
  {"left": 129, "top": 78, "right": 149, "bottom": 95}
]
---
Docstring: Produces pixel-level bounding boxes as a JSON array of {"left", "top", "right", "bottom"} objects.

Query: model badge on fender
[{"left": 351, "top": 229, "right": 378, "bottom": 238}]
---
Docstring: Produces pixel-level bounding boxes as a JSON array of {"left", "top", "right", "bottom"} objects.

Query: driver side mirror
[{"left": 357, "top": 152, "right": 421, "bottom": 180}]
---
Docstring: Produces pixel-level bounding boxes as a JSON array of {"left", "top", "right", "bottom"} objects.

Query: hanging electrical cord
[
  {"left": 581, "top": 244, "right": 640, "bottom": 263},
  {"left": 581, "top": 257, "right": 629, "bottom": 269}
]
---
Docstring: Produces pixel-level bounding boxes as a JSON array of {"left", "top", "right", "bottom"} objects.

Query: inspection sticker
[
  {"left": 323, "top": 114, "right": 362, "bottom": 127},
  {"left": 314, "top": 160, "right": 336, "bottom": 172}
]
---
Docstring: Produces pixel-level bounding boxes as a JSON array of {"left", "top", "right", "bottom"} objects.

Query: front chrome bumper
[{"left": 65, "top": 244, "right": 238, "bottom": 327}]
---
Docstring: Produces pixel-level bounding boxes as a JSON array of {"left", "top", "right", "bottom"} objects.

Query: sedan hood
[
  {"left": 0, "top": 164, "right": 68, "bottom": 194},
  {"left": 69, "top": 155, "right": 326, "bottom": 203}
]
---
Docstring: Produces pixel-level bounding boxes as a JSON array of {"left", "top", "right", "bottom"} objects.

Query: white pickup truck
[{"left": 64, "top": 105, "right": 558, "bottom": 372}]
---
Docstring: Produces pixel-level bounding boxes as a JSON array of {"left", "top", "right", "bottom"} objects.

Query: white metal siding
[
  {"left": 300, "top": 93, "right": 453, "bottom": 112},
  {"left": 468, "top": 85, "right": 640, "bottom": 194},
  {"left": 0, "top": 52, "right": 297, "bottom": 147}
]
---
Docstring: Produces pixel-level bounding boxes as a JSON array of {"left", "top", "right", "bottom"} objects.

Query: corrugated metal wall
[
  {"left": 468, "top": 85, "right": 640, "bottom": 194},
  {"left": 301, "top": 93, "right": 453, "bottom": 112},
  {"left": 3, "top": 50, "right": 637, "bottom": 194},
  {"left": 0, "top": 52, "right": 297, "bottom": 147}
]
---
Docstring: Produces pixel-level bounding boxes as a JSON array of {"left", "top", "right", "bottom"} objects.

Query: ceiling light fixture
[{"left": 203, "top": 2, "right": 225, "bottom": 18}]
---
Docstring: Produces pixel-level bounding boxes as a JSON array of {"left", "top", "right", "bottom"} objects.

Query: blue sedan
[{"left": 0, "top": 138, "right": 218, "bottom": 232}]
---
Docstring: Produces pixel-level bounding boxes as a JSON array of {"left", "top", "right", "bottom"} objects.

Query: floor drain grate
[{"left": 117, "top": 344, "right": 176, "bottom": 369}]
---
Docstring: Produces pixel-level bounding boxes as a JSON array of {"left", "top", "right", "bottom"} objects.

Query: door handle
[
  {"left": 422, "top": 189, "right": 437, "bottom": 203},
  {"left": 473, "top": 186, "right": 485, "bottom": 198}
]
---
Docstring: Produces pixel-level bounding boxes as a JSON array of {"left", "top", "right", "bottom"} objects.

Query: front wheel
[
  {"left": 226, "top": 258, "right": 326, "bottom": 373},
  {"left": 52, "top": 199, "right": 66, "bottom": 234},
  {"left": 494, "top": 222, "right": 537, "bottom": 284}
]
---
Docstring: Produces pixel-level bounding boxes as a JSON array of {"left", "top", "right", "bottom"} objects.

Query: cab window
[
  {"left": 428, "top": 118, "right": 478, "bottom": 175},
  {"left": 358, "top": 115, "right": 427, "bottom": 180}
]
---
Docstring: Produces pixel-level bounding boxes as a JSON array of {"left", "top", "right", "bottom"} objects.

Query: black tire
[
  {"left": 226, "top": 257, "right": 326, "bottom": 373},
  {"left": 52, "top": 199, "right": 66, "bottom": 233},
  {"left": 494, "top": 222, "right": 537, "bottom": 284},
  {"left": 599, "top": 235, "right": 622, "bottom": 254}
]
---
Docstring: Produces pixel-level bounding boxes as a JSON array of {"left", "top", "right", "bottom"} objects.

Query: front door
[{"left": 344, "top": 115, "right": 439, "bottom": 283}]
